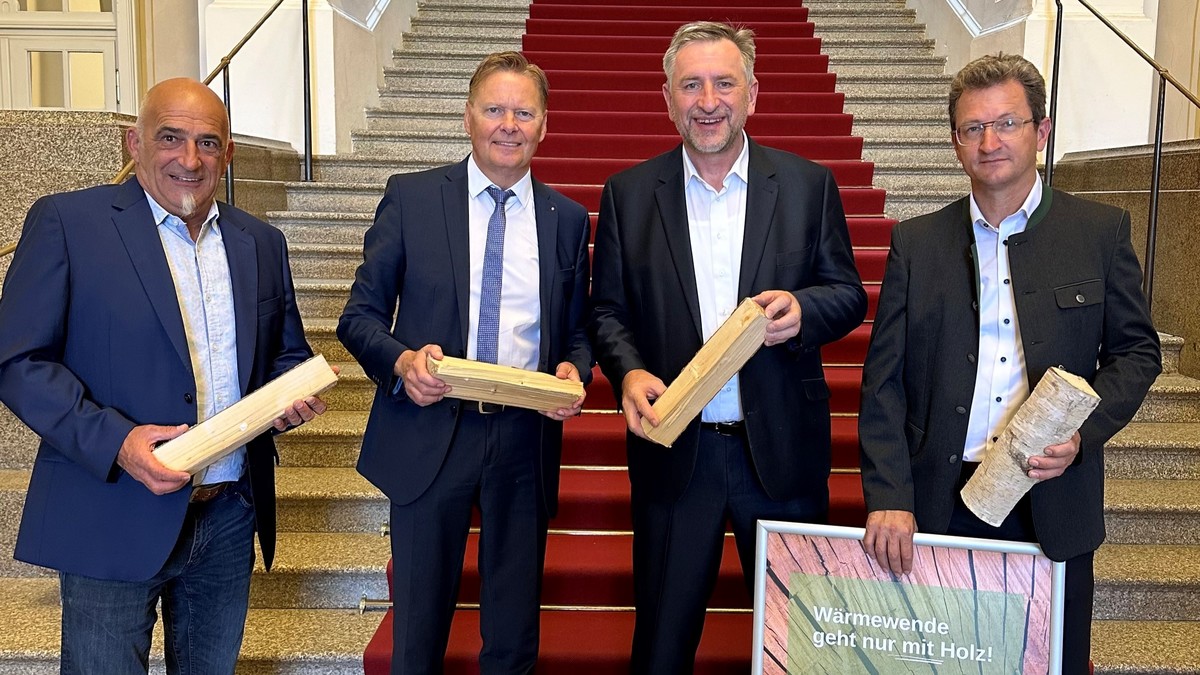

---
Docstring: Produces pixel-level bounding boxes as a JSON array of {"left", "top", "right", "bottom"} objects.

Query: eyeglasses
[{"left": 953, "top": 117, "right": 1035, "bottom": 146}]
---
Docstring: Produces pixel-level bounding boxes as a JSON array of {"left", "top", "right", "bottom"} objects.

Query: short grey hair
[
  {"left": 949, "top": 53, "right": 1047, "bottom": 128},
  {"left": 663, "top": 21, "right": 756, "bottom": 83}
]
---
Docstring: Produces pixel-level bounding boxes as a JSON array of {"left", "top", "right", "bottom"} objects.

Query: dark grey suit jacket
[
  {"left": 589, "top": 139, "right": 867, "bottom": 504},
  {"left": 859, "top": 188, "right": 1161, "bottom": 561}
]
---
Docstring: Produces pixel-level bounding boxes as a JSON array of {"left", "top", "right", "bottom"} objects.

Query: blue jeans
[{"left": 59, "top": 479, "right": 256, "bottom": 675}]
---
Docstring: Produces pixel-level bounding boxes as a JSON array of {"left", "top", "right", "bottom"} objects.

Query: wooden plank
[
  {"left": 428, "top": 355, "right": 584, "bottom": 411},
  {"left": 644, "top": 298, "right": 768, "bottom": 447},
  {"left": 154, "top": 354, "right": 340, "bottom": 474}
]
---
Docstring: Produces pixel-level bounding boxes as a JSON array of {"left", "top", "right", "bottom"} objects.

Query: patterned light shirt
[
  {"left": 963, "top": 179, "right": 1042, "bottom": 462},
  {"left": 148, "top": 192, "right": 244, "bottom": 485}
]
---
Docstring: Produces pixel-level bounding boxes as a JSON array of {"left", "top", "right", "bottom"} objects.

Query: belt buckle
[
  {"left": 476, "top": 401, "right": 504, "bottom": 415},
  {"left": 189, "top": 481, "right": 231, "bottom": 504},
  {"left": 711, "top": 421, "right": 744, "bottom": 437}
]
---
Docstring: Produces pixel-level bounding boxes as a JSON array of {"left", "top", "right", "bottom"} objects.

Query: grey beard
[{"left": 179, "top": 192, "right": 198, "bottom": 220}]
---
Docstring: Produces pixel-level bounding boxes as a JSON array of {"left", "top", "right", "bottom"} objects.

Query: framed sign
[{"left": 752, "top": 521, "right": 1065, "bottom": 674}]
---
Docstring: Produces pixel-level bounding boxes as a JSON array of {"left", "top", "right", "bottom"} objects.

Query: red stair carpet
[{"left": 364, "top": 2, "right": 898, "bottom": 672}]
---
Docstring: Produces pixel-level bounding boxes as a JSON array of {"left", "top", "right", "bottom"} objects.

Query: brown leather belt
[{"left": 190, "top": 481, "right": 236, "bottom": 503}]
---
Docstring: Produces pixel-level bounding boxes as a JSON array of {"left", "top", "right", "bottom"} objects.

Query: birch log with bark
[{"left": 960, "top": 367, "right": 1100, "bottom": 526}]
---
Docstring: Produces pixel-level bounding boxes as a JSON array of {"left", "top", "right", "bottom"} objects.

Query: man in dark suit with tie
[
  {"left": 588, "top": 22, "right": 866, "bottom": 673},
  {"left": 337, "top": 51, "right": 591, "bottom": 674},
  {"left": 859, "top": 54, "right": 1161, "bottom": 672},
  {"left": 0, "top": 78, "right": 326, "bottom": 673}
]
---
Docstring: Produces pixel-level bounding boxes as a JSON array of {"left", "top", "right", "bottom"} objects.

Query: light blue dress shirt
[{"left": 148, "top": 193, "right": 245, "bottom": 485}]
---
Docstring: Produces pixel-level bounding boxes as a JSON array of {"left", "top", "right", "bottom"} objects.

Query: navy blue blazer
[
  {"left": 337, "top": 159, "right": 592, "bottom": 516},
  {"left": 0, "top": 178, "right": 312, "bottom": 581}
]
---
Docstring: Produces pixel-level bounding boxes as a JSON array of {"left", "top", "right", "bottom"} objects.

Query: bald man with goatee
[{"left": 0, "top": 78, "right": 328, "bottom": 674}]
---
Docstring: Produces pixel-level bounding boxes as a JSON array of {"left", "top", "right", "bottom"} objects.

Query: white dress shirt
[
  {"left": 963, "top": 179, "right": 1042, "bottom": 462},
  {"left": 465, "top": 156, "right": 541, "bottom": 371},
  {"left": 149, "top": 193, "right": 244, "bottom": 485},
  {"left": 683, "top": 133, "right": 750, "bottom": 423}
]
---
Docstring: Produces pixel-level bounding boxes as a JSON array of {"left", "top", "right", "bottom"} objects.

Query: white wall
[
  {"left": 910, "top": 0, "right": 1162, "bottom": 159},
  {"left": 202, "top": 0, "right": 417, "bottom": 154}
]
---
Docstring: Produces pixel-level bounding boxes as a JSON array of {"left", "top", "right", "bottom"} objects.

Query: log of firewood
[
  {"left": 427, "top": 355, "right": 584, "bottom": 411},
  {"left": 644, "top": 298, "right": 769, "bottom": 447},
  {"left": 154, "top": 354, "right": 340, "bottom": 474},
  {"left": 961, "top": 367, "right": 1101, "bottom": 526}
]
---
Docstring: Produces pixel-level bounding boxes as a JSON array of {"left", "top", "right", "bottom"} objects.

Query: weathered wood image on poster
[{"left": 752, "top": 522, "right": 1065, "bottom": 674}]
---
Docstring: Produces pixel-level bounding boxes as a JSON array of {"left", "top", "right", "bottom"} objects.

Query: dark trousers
[
  {"left": 388, "top": 408, "right": 546, "bottom": 675},
  {"left": 949, "top": 463, "right": 1094, "bottom": 675},
  {"left": 59, "top": 477, "right": 256, "bottom": 675},
  {"left": 630, "top": 428, "right": 827, "bottom": 675}
]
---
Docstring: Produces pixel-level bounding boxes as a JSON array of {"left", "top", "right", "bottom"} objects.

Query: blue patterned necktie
[{"left": 477, "top": 186, "right": 513, "bottom": 364}]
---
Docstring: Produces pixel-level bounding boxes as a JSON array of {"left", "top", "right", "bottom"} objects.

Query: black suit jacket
[
  {"left": 589, "top": 139, "right": 866, "bottom": 504},
  {"left": 337, "top": 159, "right": 592, "bottom": 516},
  {"left": 0, "top": 178, "right": 311, "bottom": 580},
  {"left": 859, "top": 188, "right": 1161, "bottom": 561}
]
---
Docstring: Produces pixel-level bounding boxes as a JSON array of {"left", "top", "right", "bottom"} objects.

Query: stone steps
[
  {"left": 405, "top": 19, "right": 930, "bottom": 42},
  {"left": 1093, "top": 544, "right": 1200, "bottom": 621},
  {"left": 1105, "top": 422, "right": 1200, "bottom": 480},
  {"left": 0, "top": 577, "right": 380, "bottom": 675},
  {"left": 304, "top": 318, "right": 352, "bottom": 362},
  {"left": 1091, "top": 620, "right": 1200, "bottom": 674},
  {"left": 1105, "top": 478, "right": 1200, "bottom": 545}
]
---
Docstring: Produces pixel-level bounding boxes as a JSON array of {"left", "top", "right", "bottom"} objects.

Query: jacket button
[
  {"left": 1076, "top": 294, "right": 1086, "bottom": 304},
  {"left": 967, "top": 353, "right": 976, "bottom": 363},
  {"left": 184, "top": 393, "right": 194, "bottom": 404},
  {"left": 948, "top": 454, "right": 958, "bottom": 464},
  {"left": 955, "top": 405, "right": 967, "bottom": 414}
]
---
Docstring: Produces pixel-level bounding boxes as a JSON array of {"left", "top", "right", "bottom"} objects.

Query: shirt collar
[
  {"left": 466, "top": 154, "right": 534, "bottom": 208},
  {"left": 681, "top": 131, "right": 750, "bottom": 193},
  {"left": 145, "top": 190, "right": 220, "bottom": 238},
  {"left": 968, "top": 177, "right": 1043, "bottom": 231}
]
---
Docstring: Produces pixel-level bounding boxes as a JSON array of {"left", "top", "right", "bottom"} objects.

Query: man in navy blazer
[
  {"left": 337, "top": 52, "right": 591, "bottom": 674},
  {"left": 588, "top": 23, "right": 866, "bottom": 673},
  {"left": 0, "top": 79, "right": 324, "bottom": 673}
]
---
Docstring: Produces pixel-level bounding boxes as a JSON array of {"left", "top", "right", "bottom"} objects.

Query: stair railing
[
  {"left": 1045, "top": 0, "right": 1200, "bottom": 311},
  {"left": 0, "top": 0, "right": 315, "bottom": 262}
]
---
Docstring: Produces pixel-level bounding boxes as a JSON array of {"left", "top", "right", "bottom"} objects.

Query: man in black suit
[
  {"left": 588, "top": 21, "right": 866, "bottom": 673},
  {"left": 337, "top": 52, "right": 591, "bottom": 674},
  {"left": 859, "top": 53, "right": 1161, "bottom": 673}
]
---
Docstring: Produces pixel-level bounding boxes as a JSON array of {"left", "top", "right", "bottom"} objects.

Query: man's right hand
[
  {"left": 864, "top": 509, "right": 918, "bottom": 576},
  {"left": 394, "top": 344, "right": 449, "bottom": 406},
  {"left": 621, "top": 369, "right": 666, "bottom": 440},
  {"left": 116, "top": 424, "right": 192, "bottom": 495}
]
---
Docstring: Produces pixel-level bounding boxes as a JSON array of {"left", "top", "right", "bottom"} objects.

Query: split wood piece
[
  {"left": 428, "top": 355, "right": 583, "bottom": 411},
  {"left": 154, "top": 354, "right": 340, "bottom": 474},
  {"left": 961, "top": 367, "right": 1101, "bottom": 526},
  {"left": 644, "top": 298, "right": 769, "bottom": 447}
]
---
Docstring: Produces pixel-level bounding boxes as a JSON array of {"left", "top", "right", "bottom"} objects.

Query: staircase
[{"left": 0, "top": 1, "right": 1198, "bottom": 674}]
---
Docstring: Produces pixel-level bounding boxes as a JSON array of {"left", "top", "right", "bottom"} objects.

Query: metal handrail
[
  {"left": 1046, "top": 0, "right": 1200, "bottom": 311},
  {"left": 110, "top": 0, "right": 314, "bottom": 192}
]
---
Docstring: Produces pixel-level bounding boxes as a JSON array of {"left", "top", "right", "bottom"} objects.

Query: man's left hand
[
  {"left": 272, "top": 365, "right": 338, "bottom": 431},
  {"left": 1026, "top": 431, "right": 1081, "bottom": 480},
  {"left": 752, "top": 290, "right": 802, "bottom": 346},
  {"left": 540, "top": 362, "right": 586, "bottom": 421}
]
